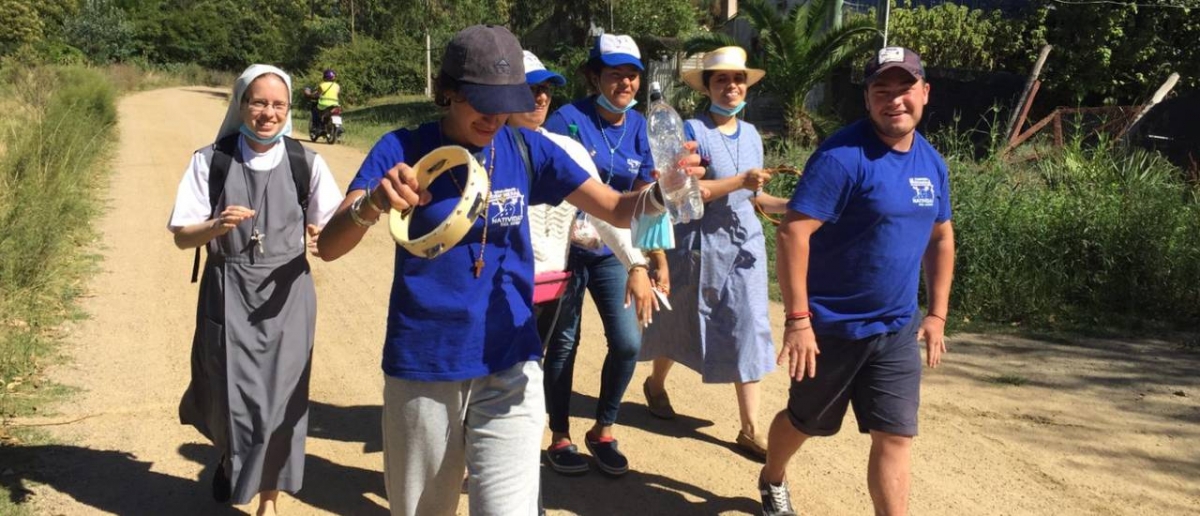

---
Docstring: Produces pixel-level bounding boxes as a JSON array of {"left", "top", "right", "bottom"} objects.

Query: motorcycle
[
  {"left": 303, "top": 86, "right": 344, "bottom": 144},
  {"left": 310, "top": 106, "right": 344, "bottom": 144}
]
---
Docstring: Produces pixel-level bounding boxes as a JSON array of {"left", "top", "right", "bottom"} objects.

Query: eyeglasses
[
  {"left": 530, "top": 84, "right": 553, "bottom": 97},
  {"left": 245, "top": 100, "right": 290, "bottom": 114}
]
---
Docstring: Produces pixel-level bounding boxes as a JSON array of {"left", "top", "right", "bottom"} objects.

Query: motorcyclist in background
[{"left": 306, "top": 69, "right": 341, "bottom": 134}]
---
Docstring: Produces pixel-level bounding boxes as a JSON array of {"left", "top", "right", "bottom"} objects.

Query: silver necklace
[{"left": 593, "top": 109, "right": 628, "bottom": 187}]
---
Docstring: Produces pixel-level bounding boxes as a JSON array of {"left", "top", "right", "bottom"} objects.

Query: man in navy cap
[{"left": 759, "top": 47, "right": 956, "bottom": 516}]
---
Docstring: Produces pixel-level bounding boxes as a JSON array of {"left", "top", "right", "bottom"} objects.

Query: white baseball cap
[{"left": 590, "top": 34, "right": 643, "bottom": 71}]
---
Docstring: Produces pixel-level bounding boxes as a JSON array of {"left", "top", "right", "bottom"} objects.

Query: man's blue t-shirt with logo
[
  {"left": 544, "top": 97, "right": 655, "bottom": 258},
  {"left": 348, "top": 123, "right": 590, "bottom": 381},
  {"left": 788, "top": 119, "right": 952, "bottom": 340}
]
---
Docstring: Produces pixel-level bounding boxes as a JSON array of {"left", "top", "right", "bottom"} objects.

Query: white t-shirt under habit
[{"left": 167, "top": 137, "right": 342, "bottom": 244}]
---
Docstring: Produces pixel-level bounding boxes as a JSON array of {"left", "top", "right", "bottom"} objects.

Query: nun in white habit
[{"left": 167, "top": 64, "right": 342, "bottom": 514}]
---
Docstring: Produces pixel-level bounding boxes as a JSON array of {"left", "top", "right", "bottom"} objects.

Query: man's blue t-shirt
[
  {"left": 788, "top": 119, "right": 952, "bottom": 340},
  {"left": 348, "top": 123, "right": 590, "bottom": 381},
  {"left": 544, "top": 97, "right": 655, "bottom": 258}
]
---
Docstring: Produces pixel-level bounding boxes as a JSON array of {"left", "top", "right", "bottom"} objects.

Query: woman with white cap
[
  {"left": 640, "top": 46, "right": 788, "bottom": 461},
  {"left": 541, "top": 33, "right": 664, "bottom": 478},
  {"left": 168, "top": 64, "right": 343, "bottom": 514},
  {"left": 315, "top": 25, "right": 702, "bottom": 515},
  {"left": 514, "top": 50, "right": 660, "bottom": 334}
]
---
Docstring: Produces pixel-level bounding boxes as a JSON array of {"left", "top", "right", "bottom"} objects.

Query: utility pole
[
  {"left": 426, "top": 33, "right": 433, "bottom": 98},
  {"left": 880, "top": 0, "right": 891, "bottom": 47}
]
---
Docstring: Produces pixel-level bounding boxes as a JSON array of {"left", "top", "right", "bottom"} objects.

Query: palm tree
[{"left": 685, "top": 0, "right": 877, "bottom": 144}]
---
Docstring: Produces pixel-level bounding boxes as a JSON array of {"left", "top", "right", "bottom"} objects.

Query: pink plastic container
[{"left": 533, "top": 271, "right": 573, "bottom": 305}]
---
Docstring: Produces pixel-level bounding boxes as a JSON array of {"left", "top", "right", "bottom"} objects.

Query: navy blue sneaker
[
  {"left": 546, "top": 442, "right": 589, "bottom": 476},
  {"left": 584, "top": 432, "right": 629, "bottom": 477}
]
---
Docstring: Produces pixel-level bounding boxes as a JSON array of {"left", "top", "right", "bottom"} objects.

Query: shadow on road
[
  {"left": 541, "top": 463, "right": 761, "bottom": 515},
  {"left": 177, "top": 443, "right": 388, "bottom": 515},
  {"left": 0, "top": 443, "right": 242, "bottom": 515},
  {"left": 308, "top": 400, "right": 382, "bottom": 453},
  {"left": 181, "top": 87, "right": 230, "bottom": 102}
]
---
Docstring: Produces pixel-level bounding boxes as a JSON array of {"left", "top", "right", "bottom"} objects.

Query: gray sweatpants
[{"left": 382, "top": 360, "right": 545, "bottom": 516}]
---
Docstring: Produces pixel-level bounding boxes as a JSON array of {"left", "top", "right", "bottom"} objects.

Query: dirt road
[{"left": 13, "top": 87, "right": 1200, "bottom": 515}]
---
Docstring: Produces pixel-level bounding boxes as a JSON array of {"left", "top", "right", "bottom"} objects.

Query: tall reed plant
[
  {"left": 948, "top": 138, "right": 1200, "bottom": 326},
  {"left": 0, "top": 65, "right": 115, "bottom": 416}
]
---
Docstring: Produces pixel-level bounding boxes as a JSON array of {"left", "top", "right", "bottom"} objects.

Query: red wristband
[
  {"left": 785, "top": 311, "right": 812, "bottom": 321},
  {"left": 925, "top": 313, "right": 947, "bottom": 323}
]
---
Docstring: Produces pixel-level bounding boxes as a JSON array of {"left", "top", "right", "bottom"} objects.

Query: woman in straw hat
[
  {"left": 315, "top": 25, "right": 702, "bottom": 515},
  {"left": 168, "top": 64, "right": 343, "bottom": 515},
  {"left": 640, "top": 46, "right": 788, "bottom": 460}
]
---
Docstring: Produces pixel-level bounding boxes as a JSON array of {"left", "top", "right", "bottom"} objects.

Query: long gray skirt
[{"left": 180, "top": 252, "right": 315, "bottom": 505}]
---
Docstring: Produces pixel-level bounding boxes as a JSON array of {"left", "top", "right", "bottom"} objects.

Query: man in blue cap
[{"left": 760, "top": 46, "right": 956, "bottom": 516}]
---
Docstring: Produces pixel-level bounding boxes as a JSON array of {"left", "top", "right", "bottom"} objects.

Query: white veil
[{"left": 215, "top": 64, "right": 294, "bottom": 143}]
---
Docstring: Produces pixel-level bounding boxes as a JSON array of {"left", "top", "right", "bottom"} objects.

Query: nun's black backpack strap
[{"left": 189, "top": 135, "right": 311, "bottom": 283}]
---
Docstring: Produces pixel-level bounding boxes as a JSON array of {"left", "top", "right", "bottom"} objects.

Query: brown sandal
[{"left": 642, "top": 378, "right": 676, "bottom": 419}]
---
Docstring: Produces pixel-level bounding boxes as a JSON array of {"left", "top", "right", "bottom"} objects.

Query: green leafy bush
[
  {"left": 304, "top": 36, "right": 426, "bottom": 102},
  {"left": 876, "top": 1, "right": 1047, "bottom": 72}
]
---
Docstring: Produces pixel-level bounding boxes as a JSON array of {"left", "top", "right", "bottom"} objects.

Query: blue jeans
[{"left": 543, "top": 251, "right": 641, "bottom": 433}]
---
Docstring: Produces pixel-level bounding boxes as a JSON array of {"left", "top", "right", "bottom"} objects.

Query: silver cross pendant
[{"left": 250, "top": 228, "right": 265, "bottom": 256}]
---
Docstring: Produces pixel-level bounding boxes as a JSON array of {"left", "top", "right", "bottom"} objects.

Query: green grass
[
  {"left": 0, "top": 64, "right": 115, "bottom": 478},
  {"left": 986, "top": 374, "right": 1030, "bottom": 386}
]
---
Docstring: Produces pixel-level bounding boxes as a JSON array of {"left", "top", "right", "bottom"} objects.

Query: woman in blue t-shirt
[
  {"left": 541, "top": 34, "right": 665, "bottom": 477},
  {"left": 316, "top": 25, "right": 700, "bottom": 515}
]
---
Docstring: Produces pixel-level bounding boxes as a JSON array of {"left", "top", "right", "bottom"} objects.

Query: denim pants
[{"left": 543, "top": 251, "right": 641, "bottom": 433}]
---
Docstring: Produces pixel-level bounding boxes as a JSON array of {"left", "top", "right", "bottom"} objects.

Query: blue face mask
[
  {"left": 239, "top": 121, "right": 289, "bottom": 146},
  {"left": 709, "top": 101, "right": 746, "bottom": 118},
  {"left": 596, "top": 94, "right": 638, "bottom": 115},
  {"left": 632, "top": 210, "right": 675, "bottom": 251},
  {"left": 630, "top": 187, "right": 676, "bottom": 251}
]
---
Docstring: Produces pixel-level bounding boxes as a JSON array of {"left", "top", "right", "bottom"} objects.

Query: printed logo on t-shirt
[
  {"left": 489, "top": 187, "right": 525, "bottom": 227},
  {"left": 910, "top": 177, "right": 935, "bottom": 207},
  {"left": 626, "top": 158, "right": 642, "bottom": 175}
]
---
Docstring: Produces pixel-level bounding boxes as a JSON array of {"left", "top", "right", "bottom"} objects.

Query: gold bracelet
[
  {"left": 647, "top": 249, "right": 666, "bottom": 257},
  {"left": 628, "top": 263, "right": 649, "bottom": 275}
]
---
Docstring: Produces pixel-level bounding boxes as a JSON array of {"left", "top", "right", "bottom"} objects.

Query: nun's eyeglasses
[{"left": 246, "top": 100, "right": 290, "bottom": 114}]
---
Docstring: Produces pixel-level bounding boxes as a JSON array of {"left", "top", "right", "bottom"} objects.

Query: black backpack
[{"left": 190, "top": 134, "right": 311, "bottom": 283}]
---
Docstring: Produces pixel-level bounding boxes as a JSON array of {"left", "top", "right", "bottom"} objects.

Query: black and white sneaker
[{"left": 758, "top": 471, "right": 797, "bottom": 516}]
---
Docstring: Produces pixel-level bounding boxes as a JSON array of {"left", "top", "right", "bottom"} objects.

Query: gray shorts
[{"left": 785, "top": 315, "right": 922, "bottom": 437}]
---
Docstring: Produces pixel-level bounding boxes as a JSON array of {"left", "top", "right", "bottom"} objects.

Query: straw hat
[{"left": 682, "top": 46, "right": 765, "bottom": 92}]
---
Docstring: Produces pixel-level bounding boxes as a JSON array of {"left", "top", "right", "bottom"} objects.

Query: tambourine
[{"left": 389, "top": 145, "right": 490, "bottom": 259}]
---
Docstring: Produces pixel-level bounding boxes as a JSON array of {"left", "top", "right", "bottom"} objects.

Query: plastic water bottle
[{"left": 646, "top": 81, "right": 704, "bottom": 223}]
